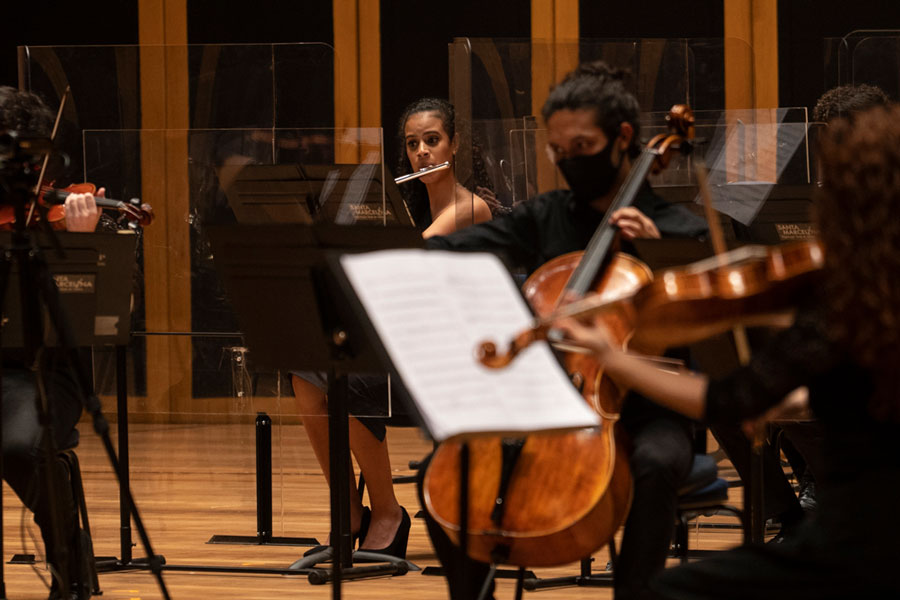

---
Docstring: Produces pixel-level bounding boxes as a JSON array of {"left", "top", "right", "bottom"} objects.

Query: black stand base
[
  {"left": 207, "top": 534, "right": 320, "bottom": 546},
  {"left": 521, "top": 558, "right": 614, "bottom": 591},
  {"left": 289, "top": 547, "right": 417, "bottom": 585},
  {"left": 421, "top": 566, "right": 535, "bottom": 579},
  {"left": 307, "top": 563, "right": 408, "bottom": 585},
  {"left": 207, "top": 413, "right": 320, "bottom": 549},
  {"left": 7, "top": 554, "right": 34, "bottom": 565},
  {"left": 95, "top": 554, "right": 165, "bottom": 572}
]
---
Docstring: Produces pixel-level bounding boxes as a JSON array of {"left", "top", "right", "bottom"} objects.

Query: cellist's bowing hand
[
  {"left": 554, "top": 317, "right": 615, "bottom": 358},
  {"left": 741, "top": 386, "right": 811, "bottom": 441},
  {"left": 64, "top": 187, "right": 104, "bottom": 232},
  {"left": 609, "top": 206, "right": 660, "bottom": 240}
]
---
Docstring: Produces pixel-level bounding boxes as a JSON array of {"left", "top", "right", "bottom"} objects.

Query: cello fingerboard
[{"left": 565, "top": 149, "right": 658, "bottom": 297}]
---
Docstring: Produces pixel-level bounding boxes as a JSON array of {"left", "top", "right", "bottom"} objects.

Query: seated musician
[
  {"left": 0, "top": 86, "right": 104, "bottom": 600},
  {"left": 290, "top": 98, "right": 492, "bottom": 559},
  {"left": 556, "top": 102, "right": 900, "bottom": 600},
  {"left": 708, "top": 82, "right": 891, "bottom": 536},
  {"left": 422, "top": 62, "right": 707, "bottom": 600}
]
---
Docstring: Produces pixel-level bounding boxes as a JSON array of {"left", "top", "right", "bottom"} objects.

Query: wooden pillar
[
  {"left": 725, "top": 0, "right": 779, "bottom": 110},
  {"left": 531, "top": 0, "right": 579, "bottom": 193},
  {"left": 725, "top": 0, "right": 780, "bottom": 182},
  {"left": 334, "top": 0, "right": 382, "bottom": 164},
  {"left": 138, "top": 0, "right": 191, "bottom": 419}
]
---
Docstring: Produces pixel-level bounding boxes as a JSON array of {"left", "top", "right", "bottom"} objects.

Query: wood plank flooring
[{"left": 2, "top": 423, "right": 747, "bottom": 599}]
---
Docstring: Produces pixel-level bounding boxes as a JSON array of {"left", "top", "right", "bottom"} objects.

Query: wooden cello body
[{"left": 423, "top": 254, "right": 653, "bottom": 566}]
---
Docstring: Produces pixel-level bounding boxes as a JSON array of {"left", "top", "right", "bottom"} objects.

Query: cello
[{"left": 422, "top": 106, "right": 696, "bottom": 567}]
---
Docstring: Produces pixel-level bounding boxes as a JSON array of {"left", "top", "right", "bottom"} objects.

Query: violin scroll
[{"left": 476, "top": 325, "right": 549, "bottom": 369}]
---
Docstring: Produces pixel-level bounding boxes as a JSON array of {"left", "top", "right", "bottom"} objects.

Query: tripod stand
[{"left": 0, "top": 139, "right": 170, "bottom": 599}]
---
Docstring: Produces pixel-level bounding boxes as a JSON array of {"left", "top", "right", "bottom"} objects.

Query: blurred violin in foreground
[{"left": 477, "top": 239, "right": 825, "bottom": 368}]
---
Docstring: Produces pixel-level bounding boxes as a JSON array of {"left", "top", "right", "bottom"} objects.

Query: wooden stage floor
[{"left": 1, "top": 423, "right": 747, "bottom": 599}]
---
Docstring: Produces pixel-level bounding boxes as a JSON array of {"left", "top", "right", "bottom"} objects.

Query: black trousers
[
  {"left": 710, "top": 423, "right": 801, "bottom": 520},
  {"left": 778, "top": 421, "right": 827, "bottom": 482},
  {"left": 2, "top": 362, "right": 83, "bottom": 574},
  {"left": 419, "top": 399, "right": 695, "bottom": 600}
]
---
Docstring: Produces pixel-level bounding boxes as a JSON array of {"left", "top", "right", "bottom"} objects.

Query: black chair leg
[{"left": 61, "top": 450, "right": 101, "bottom": 597}]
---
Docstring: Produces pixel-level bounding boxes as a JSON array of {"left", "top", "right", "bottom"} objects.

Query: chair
[
  {"left": 522, "top": 453, "right": 743, "bottom": 591},
  {"left": 58, "top": 448, "right": 102, "bottom": 598},
  {"left": 672, "top": 453, "right": 744, "bottom": 563}
]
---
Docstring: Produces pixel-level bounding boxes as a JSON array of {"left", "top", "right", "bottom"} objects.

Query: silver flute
[{"left": 394, "top": 160, "right": 451, "bottom": 184}]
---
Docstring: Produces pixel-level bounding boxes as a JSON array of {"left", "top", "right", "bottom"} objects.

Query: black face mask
[{"left": 556, "top": 141, "right": 621, "bottom": 206}]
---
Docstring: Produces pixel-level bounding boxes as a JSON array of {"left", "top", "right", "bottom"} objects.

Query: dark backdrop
[
  {"left": 379, "top": 1, "right": 529, "bottom": 170},
  {"left": 779, "top": 0, "right": 900, "bottom": 111},
  {"left": 10, "top": 2, "right": 900, "bottom": 122},
  {"left": 0, "top": 1, "right": 138, "bottom": 88},
  {"left": 580, "top": 0, "right": 724, "bottom": 38}
]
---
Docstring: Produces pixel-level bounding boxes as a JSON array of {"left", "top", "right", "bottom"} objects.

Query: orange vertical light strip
[
  {"left": 752, "top": 0, "right": 779, "bottom": 109},
  {"left": 724, "top": 0, "right": 754, "bottom": 111},
  {"left": 553, "top": 0, "right": 579, "bottom": 82},
  {"left": 358, "top": 0, "right": 382, "bottom": 162},
  {"left": 532, "top": 0, "right": 555, "bottom": 120},
  {"left": 334, "top": 0, "right": 360, "bottom": 163},
  {"left": 532, "top": 0, "right": 578, "bottom": 194},
  {"left": 725, "top": 0, "right": 779, "bottom": 182},
  {"left": 139, "top": 0, "right": 190, "bottom": 419}
]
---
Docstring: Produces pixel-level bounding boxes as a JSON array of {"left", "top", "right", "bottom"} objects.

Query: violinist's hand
[
  {"left": 741, "top": 386, "right": 811, "bottom": 440},
  {"left": 554, "top": 317, "right": 614, "bottom": 358},
  {"left": 609, "top": 207, "right": 660, "bottom": 240},
  {"left": 64, "top": 187, "right": 103, "bottom": 232}
]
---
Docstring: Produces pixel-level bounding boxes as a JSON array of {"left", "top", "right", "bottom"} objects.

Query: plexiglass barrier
[
  {"left": 825, "top": 30, "right": 900, "bottom": 107},
  {"left": 15, "top": 42, "right": 433, "bottom": 570},
  {"left": 499, "top": 108, "right": 812, "bottom": 222},
  {"left": 80, "top": 125, "right": 407, "bottom": 562},
  {"left": 82, "top": 126, "right": 397, "bottom": 419},
  {"left": 448, "top": 37, "right": 752, "bottom": 210}
]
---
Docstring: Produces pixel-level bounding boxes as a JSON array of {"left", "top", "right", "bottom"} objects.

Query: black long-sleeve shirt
[
  {"left": 425, "top": 185, "right": 708, "bottom": 274},
  {"left": 426, "top": 184, "right": 708, "bottom": 427},
  {"left": 705, "top": 299, "right": 900, "bottom": 483}
]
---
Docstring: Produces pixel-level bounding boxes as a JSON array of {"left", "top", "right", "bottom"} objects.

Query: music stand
[
  {"left": 729, "top": 183, "right": 815, "bottom": 245},
  {"left": 0, "top": 231, "right": 136, "bottom": 348},
  {"left": 219, "top": 163, "right": 414, "bottom": 228},
  {"left": 207, "top": 223, "right": 423, "bottom": 592}
]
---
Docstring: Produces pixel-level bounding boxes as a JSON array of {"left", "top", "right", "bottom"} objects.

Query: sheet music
[{"left": 339, "top": 249, "right": 599, "bottom": 441}]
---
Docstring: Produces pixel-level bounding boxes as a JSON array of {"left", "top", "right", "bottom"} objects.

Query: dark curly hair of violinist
[
  {"left": 395, "top": 98, "right": 496, "bottom": 229},
  {"left": 816, "top": 104, "right": 900, "bottom": 421},
  {"left": 541, "top": 61, "right": 641, "bottom": 158},
  {"left": 0, "top": 86, "right": 53, "bottom": 135},
  {"left": 812, "top": 83, "right": 889, "bottom": 123}
]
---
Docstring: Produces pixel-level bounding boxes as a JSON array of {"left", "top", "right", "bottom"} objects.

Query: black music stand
[
  {"left": 729, "top": 183, "right": 815, "bottom": 245},
  {"left": 207, "top": 223, "right": 422, "bottom": 593},
  {"left": 0, "top": 231, "right": 136, "bottom": 349},
  {"left": 219, "top": 163, "right": 414, "bottom": 227}
]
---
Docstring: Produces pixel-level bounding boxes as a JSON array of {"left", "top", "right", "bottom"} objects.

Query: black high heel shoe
[
  {"left": 302, "top": 506, "right": 371, "bottom": 557},
  {"left": 356, "top": 506, "right": 410, "bottom": 560}
]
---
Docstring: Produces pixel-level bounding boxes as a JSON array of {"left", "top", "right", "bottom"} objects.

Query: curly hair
[
  {"left": 0, "top": 86, "right": 53, "bottom": 135},
  {"left": 816, "top": 105, "right": 900, "bottom": 421},
  {"left": 395, "top": 98, "right": 495, "bottom": 228},
  {"left": 540, "top": 61, "right": 641, "bottom": 158},
  {"left": 812, "top": 83, "right": 889, "bottom": 123}
]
